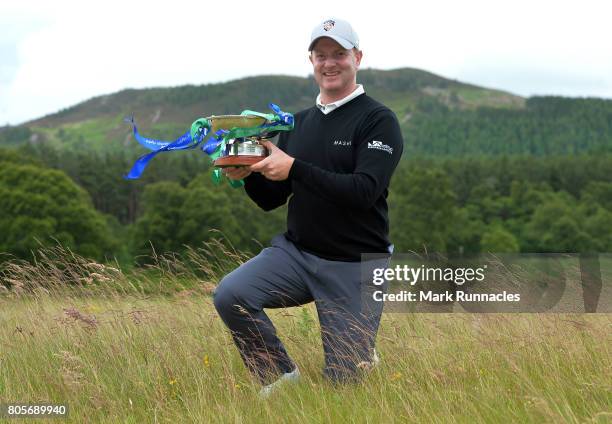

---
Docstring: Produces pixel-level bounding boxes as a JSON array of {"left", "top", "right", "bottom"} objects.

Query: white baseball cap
[{"left": 309, "top": 18, "right": 360, "bottom": 51}]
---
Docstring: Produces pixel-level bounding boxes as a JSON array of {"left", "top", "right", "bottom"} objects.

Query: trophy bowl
[{"left": 208, "top": 115, "right": 267, "bottom": 133}]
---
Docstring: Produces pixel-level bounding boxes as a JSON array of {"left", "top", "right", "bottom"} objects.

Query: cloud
[
  {"left": 457, "top": 66, "right": 612, "bottom": 98},
  {"left": 1, "top": 0, "right": 612, "bottom": 124}
]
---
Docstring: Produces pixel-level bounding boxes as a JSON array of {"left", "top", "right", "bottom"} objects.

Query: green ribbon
[
  {"left": 190, "top": 118, "right": 211, "bottom": 142},
  {"left": 211, "top": 167, "right": 244, "bottom": 188},
  {"left": 191, "top": 108, "right": 294, "bottom": 188}
]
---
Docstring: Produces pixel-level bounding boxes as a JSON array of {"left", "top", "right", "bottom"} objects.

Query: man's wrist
[
  {"left": 286, "top": 157, "right": 295, "bottom": 179},
  {"left": 288, "top": 158, "right": 309, "bottom": 181}
]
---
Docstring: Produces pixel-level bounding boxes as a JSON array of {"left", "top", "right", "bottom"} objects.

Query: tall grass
[
  {"left": 0, "top": 243, "right": 610, "bottom": 423},
  {"left": 0, "top": 238, "right": 250, "bottom": 298}
]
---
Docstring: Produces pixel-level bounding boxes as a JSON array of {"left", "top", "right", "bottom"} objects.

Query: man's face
[{"left": 309, "top": 37, "right": 363, "bottom": 97}]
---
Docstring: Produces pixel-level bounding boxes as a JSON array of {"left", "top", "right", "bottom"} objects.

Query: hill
[
  {"left": 2, "top": 67, "right": 611, "bottom": 156},
  {"left": 1, "top": 68, "right": 524, "bottom": 154}
]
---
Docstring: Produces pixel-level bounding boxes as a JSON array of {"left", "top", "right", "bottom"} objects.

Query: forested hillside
[{"left": 404, "top": 97, "right": 612, "bottom": 155}]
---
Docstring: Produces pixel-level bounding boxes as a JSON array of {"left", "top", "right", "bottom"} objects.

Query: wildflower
[
  {"left": 169, "top": 379, "right": 177, "bottom": 385},
  {"left": 85, "top": 304, "right": 100, "bottom": 314},
  {"left": 203, "top": 355, "right": 210, "bottom": 367},
  {"left": 390, "top": 372, "right": 402, "bottom": 381}
]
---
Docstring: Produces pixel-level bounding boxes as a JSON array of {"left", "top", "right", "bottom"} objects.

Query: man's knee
[{"left": 213, "top": 275, "right": 240, "bottom": 318}]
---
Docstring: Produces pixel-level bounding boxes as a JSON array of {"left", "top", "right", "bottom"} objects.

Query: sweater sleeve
[
  {"left": 244, "top": 132, "right": 293, "bottom": 211},
  {"left": 288, "top": 108, "right": 403, "bottom": 210}
]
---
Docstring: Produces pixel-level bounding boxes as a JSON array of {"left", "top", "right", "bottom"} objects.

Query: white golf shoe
[
  {"left": 357, "top": 348, "right": 380, "bottom": 371},
  {"left": 259, "top": 367, "right": 301, "bottom": 399}
]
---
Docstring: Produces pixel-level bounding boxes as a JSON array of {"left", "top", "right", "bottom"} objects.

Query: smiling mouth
[{"left": 323, "top": 72, "right": 340, "bottom": 77}]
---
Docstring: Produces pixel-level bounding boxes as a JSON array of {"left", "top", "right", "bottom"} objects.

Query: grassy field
[{"left": 0, "top": 248, "right": 611, "bottom": 423}]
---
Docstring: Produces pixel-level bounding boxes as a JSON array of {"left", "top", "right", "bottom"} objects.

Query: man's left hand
[{"left": 249, "top": 140, "right": 295, "bottom": 181}]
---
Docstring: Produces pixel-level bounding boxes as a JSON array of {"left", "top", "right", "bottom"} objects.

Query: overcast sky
[{"left": 1, "top": 0, "right": 611, "bottom": 125}]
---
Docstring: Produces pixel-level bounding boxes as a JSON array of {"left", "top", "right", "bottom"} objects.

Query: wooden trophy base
[{"left": 213, "top": 155, "right": 266, "bottom": 168}]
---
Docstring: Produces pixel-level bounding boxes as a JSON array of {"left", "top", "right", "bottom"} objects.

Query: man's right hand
[{"left": 223, "top": 166, "right": 252, "bottom": 180}]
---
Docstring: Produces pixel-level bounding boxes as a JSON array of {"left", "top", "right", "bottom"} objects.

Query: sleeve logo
[{"left": 367, "top": 140, "right": 393, "bottom": 154}]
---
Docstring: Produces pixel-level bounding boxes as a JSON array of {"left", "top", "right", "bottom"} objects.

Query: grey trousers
[{"left": 213, "top": 234, "right": 390, "bottom": 384}]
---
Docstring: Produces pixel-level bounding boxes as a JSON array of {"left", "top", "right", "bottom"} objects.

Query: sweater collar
[{"left": 316, "top": 84, "right": 365, "bottom": 115}]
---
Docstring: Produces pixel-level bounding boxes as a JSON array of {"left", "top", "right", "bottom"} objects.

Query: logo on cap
[{"left": 323, "top": 20, "right": 335, "bottom": 31}]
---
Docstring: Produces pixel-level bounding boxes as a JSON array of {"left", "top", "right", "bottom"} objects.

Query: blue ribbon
[
  {"left": 124, "top": 116, "right": 200, "bottom": 151},
  {"left": 269, "top": 103, "right": 294, "bottom": 126},
  {"left": 123, "top": 117, "right": 208, "bottom": 180},
  {"left": 201, "top": 129, "right": 228, "bottom": 155},
  {"left": 246, "top": 103, "right": 294, "bottom": 135}
]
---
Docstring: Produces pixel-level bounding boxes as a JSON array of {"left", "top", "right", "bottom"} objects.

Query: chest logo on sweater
[
  {"left": 368, "top": 140, "right": 393, "bottom": 154},
  {"left": 333, "top": 140, "right": 352, "bottom": 147}
]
